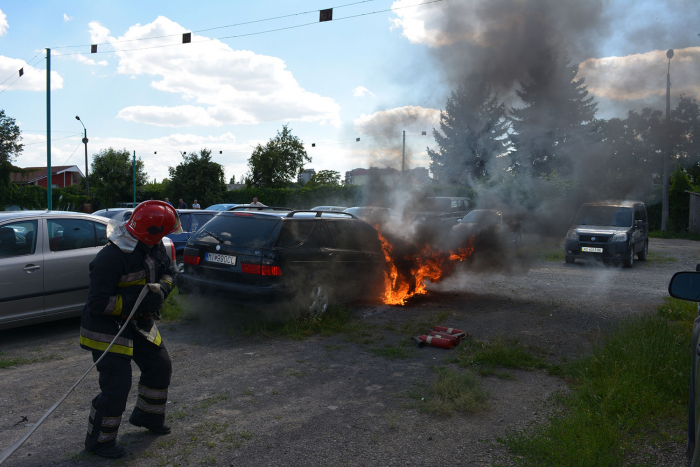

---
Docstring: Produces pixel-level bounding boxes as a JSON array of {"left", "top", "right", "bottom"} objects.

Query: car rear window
[
  {"left": 326, "top": 220, "right": 362, "bottom": 251},
  {"left": 355, "top": 222, "right": 382, "bottom": 253},
  {"left": 575, "top": 206, "right": 633, "bottom": 227},
  {"left": 189, "top": 215, "right": 278, "bottom": 248},
  {"left": 275, "top": 220, "right": 315, "bottom": 247}
]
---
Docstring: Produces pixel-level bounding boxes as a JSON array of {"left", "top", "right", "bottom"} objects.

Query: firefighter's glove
[{"left": 140, "top": 289, "right": 165, "bottom": 314}]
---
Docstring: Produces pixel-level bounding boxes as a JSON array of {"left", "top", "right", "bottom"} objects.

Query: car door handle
[{"left": 23, "top": 264, "right": 41, "bottom": 272}]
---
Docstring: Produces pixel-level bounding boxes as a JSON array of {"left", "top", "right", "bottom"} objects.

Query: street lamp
[
  {"left": 75, "top": 116, "right": 89, "bottom": 198},
  {"left": 661, "top": 49, "right": 673, "bottom": 232}
]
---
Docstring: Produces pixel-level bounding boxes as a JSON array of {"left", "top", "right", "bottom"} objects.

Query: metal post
[
  {"left": 46, "top": 48, "right": 52, "bottom": 210},
  {"left": 661, "top": 49, "right": 673, "bottom": 232},
  {"left": 83, "top": 128, "right": 89, "bottom": 197},
  {"left": 133, "top": 151, "right": 136, "bottom": 207}
]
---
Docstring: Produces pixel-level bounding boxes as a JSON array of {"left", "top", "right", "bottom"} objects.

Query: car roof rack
[
  {"left": 285, "top": 210, "right": 357, "bottom": 219},
  {"left": 227, "top": 206, "right": 293, "bottom": 212}
]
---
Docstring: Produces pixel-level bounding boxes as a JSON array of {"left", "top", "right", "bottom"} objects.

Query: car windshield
[
  {"left": 93, "top": 210, "right": 125, "bottom": 220},
  {"left": 461, "top": 210, "right": 501, "bottom": 225},
  {"left": 575, "top": 206, "right": 633, "bottom": 227},
  {"left": 189, "top": 215, "right": 278, "bottom": 248},
  {"left": 206, "top": 204, "right": 238, "bottom": 211}
]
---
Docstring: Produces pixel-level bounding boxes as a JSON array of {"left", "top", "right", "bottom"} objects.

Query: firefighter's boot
[
  {"left": 84, "top": 405, "right": 126, "bottom": 458},
  {"left": 129, "top": 384, "right": 171, "bottom": 434}
]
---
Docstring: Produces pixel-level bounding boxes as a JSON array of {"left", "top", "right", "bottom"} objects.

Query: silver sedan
[{"left": 0, "top": 211, "right": 175, "bottom": 330}]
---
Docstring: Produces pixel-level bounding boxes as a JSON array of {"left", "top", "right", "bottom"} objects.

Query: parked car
[
  {"left": 178, "top": 209, "right": 387, "bottom": 317},
  {"left": 564, "top": 200, "right": 648, "bottom": 267},
  {"left": 206, "top": 203, "right": 243, "bottom": 211},
  {"left": 451, "top": 209, "right": 522, "bottom": 247},
  {"left": 310, "top": 206, "right": 348, "bottom": 212},
  {"left": 92, "top": 208, "right": 133, "bottom": 222},
  {"left": 343, "top": 207, "right": 401, "bottom": 228},
  {"left": 0, "top": 210, "right": 176, "bottom": 330}
]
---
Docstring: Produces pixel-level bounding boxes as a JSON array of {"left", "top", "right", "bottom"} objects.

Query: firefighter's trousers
[{"left": 85, "top": 334, "right": 171, "bottom": 451}]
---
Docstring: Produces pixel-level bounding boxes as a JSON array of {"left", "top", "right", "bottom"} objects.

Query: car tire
[
  {"left": 638, "top": 240, "right": 648, "bottom": 261},
  {"left": 623, "top": 244, "right": 634, "bottom": 268},
  {"left": 565, "top": 255, "right": 575, "bottom": 264},
  {"left": 304, "top": 284, "right": 331, "bottom": 318}
]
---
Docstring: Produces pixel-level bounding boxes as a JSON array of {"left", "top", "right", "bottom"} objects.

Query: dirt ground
[{"left": 0, "top": 237, "right": 698, "bottom": 466}]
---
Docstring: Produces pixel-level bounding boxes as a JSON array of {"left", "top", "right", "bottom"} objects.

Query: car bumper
[
  {"left": 564, "top": 239, "right": 629, "bottom": 260},
  {"left": 178, "top": 273, "right": 293, "bottom": 305}
]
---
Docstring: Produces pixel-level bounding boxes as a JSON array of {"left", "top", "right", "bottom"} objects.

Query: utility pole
[
  {"left": 46, "top": 48, "right": 52, "bottom": 210},
  {"left": 75, "top": 116, "right": 89, "bottom": 198},
  {"left": 133, "top": 151, "right": 136, "bottom": 207},
  {"left": 661, "top": 49, "right": 674, "bottom": 232}
]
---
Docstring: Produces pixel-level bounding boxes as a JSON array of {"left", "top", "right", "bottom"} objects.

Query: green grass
[
  {"left": 647, "top": 251, "right": 678, "bottom": 264},
  {"left": 649, "top": 229, "right": 700, "bottom": 241},
  {"left": 398, "top": 311, "right": 451, "bottom": 337},
  {"left": 446, "top": 338, "right": 550, "bottom": 374},
  {"left": 0, "top": 351, "right": 63, "bottom": 368},
  {"left": 407, "top": 367, "right": 489, "bottom": 416},
  {"left": 499, "top": 306, "right": 692, "bottom": 467},
  {"left": 226, "top": 305, "right": 360, "bottom": 341},
  {"left": 370, "top": 343, "right": 416, "bottom": 360}
]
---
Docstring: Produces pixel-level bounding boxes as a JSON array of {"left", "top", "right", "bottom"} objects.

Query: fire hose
[{"left": 0, "top": 283, "right": 158, "bottom": 465}]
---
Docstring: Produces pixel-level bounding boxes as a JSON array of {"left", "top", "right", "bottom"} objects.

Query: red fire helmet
[{"left": 125, "top": 200, "right": 183, "bottom": 245}]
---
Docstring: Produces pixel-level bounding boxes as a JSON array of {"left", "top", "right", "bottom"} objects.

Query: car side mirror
[
  {"left": 668, "top": 271, "right": 700, "bottom": 302},
  {"left": 635, "top": 220, "right": 643, "bottom": 229}
]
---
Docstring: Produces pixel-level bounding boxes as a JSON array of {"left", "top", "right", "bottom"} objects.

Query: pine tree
[
  {"left": 510, "top": 51, "right": 597, "bottom": 177},
  {"left": 428, "top": 76, "right": 510, "bottom": 184}
]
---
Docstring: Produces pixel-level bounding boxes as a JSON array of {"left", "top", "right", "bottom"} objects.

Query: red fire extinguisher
[
  {"left": 416, "top": 334, "right": 453, "bottom": 349},
  {"left": 428, "top": 331, "right": 460, "bottom": 346},
  {"left": 433, "top": 326, "right": 466, "bottom": 337}
]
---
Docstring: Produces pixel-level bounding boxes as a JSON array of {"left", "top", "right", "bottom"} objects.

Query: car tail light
[
  {"left": 242, "top": 259, "right": 282, "bottom": 276},
  {"left": 241, "top": 262, "right": 261, "bottom": 274},
  {"left": 183, "top": 253, "right": 200, "bottom": 265}
]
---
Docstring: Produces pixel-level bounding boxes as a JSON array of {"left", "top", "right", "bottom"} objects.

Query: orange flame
[{"left": 377, "top": 231, "right": 475, "bottom": 306}]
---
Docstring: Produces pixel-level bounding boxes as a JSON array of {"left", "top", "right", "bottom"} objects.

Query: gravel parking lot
[{"left": 0, "top": 237, "right": 697, "bottom": 466}]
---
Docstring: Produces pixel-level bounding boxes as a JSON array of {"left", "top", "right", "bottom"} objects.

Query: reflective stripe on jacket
[{"left": 79, "top": 241, "right": 175, "bottom": 356}]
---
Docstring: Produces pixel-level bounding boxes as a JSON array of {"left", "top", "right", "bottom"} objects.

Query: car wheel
[
  {"left": 638, "top": 240, "right": 648, "bottom": 261},
  {"left": 565, "top": 255, "right": 575, "bottom": 264},
  {"left": 306, "top": 284, "right": 331, "bottom": 318},
  {"left": 623, "top": 244, "right": 634, "bottom": 268},
  {"left": 176, "top": 254, "right": 185, "bottom": 274}
]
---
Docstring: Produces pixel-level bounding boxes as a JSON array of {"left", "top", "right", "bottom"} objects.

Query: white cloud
[
  {"left": 117, "top": 105, "right": 226, "bottom": 127},
  {"left": 390, "top": 0, "right": 477, "bottom": 47},
  {"left": 353, "top": 86, "right": 374, "bottom": 97},
  {"left": 69, "top": 53, "right": 108, "bottom": 66},
  {"left": 0, "top": 9, "right": 7, "bottom": 36},
  {"left": 0, "top": 55, "right": 63, "bottom": 92},
  {"left": 92, "top": 17, "right": 341, "bottom": 128},
  {"left": 63, "top": 13, "right": 73, "bottom": 22},
  {"left": 578, "top": 47, "right": 700, "bottom": 101}
]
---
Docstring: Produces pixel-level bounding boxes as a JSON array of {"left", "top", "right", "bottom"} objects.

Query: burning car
[
  {"left": 564, "top": 201, "right": 648, "bottom": 267},
  {"left": 450, "top": 209, "right": 523, "bottom": 248}
]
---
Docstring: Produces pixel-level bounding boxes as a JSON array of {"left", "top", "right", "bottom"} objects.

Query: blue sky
[{"left": 0, "top": 0, "right": 698, "bottom": 184}]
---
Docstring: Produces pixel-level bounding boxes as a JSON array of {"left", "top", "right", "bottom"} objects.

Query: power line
[
  {"left": 62, "top": 140, "right": 83, "bottom": 165},
  {"left": 51, "top": 0, "right": 445, "bottom": 56},
  {"left": 0, "top": 54, "right": 46, "bottom": 96},
  {"left": 51, "top": 0, "right": 380, "bottom": 49},
  {"left": 0, "top": 50, "right": 43, "bottom": 88},
  {"left": 23, "top": 133, "right": 83, "bottom": 146}
]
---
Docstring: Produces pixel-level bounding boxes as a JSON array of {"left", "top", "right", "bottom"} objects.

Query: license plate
[
  {"left": 581, "top": 247, "right": 603, "bottom": 253},
  {"left": 205, "top": 252, "right": 237, "bottom": 265}
]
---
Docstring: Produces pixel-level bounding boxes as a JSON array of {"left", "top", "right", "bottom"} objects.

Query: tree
[
  {"left": 228, "top": 175, "right": 236, "bottom": 184},
  {"left": 428, "top": 75, "right": 510, "bottom": 184},
  {"left": 168, "top": 149, "right": 226, "bottom": 208},
  {"left": 510, "top": 51, "right": 598, "bottom": 177},
  {"left": 305, "top": 170, "right": 341, "bottom": 187},
  {"left": 247, "top": 125, "right": 310, "bottom": 188},
  {"left": 0, "top": 110, "right": 23, "bottom": 208},
  {"left": 88, "top": 148, "right": 148, "bottom": 208}
]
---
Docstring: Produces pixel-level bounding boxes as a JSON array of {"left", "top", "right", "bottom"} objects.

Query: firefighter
[{"left": 79, "top": 200, "right": 182, "bottom": 458}]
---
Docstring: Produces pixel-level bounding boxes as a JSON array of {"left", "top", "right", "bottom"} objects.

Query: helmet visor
[{"left": 170, "top": 215, "right": 183, "bottom": 235}]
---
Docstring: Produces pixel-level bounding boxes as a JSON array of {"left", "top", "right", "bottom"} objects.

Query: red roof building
[{"left": 10, "top": 165, "right": 84, "bottom": 189}]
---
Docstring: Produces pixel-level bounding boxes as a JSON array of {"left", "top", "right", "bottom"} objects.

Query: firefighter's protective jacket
[{"left": 79, "top": 240, "right": 176, "bottom": 357}]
